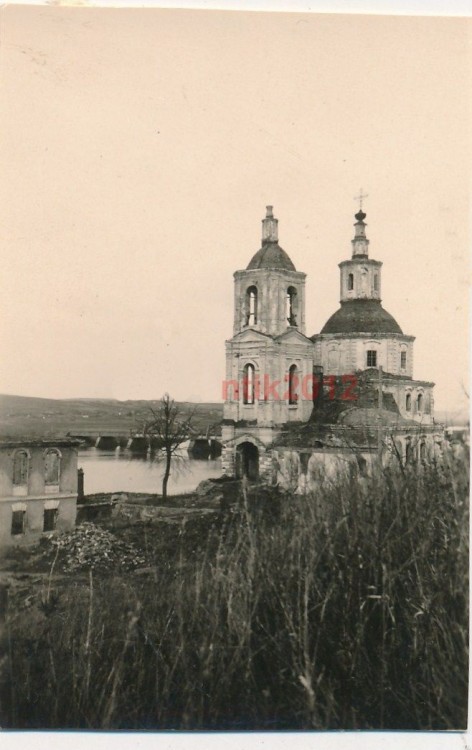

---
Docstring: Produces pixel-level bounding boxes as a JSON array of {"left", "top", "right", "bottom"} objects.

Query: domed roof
[
  {"left": 320, "top": 299, "right": 403, "bottom": 335},
  {"left": 247, "top": 242, "right": 296, "bottom": 272}
]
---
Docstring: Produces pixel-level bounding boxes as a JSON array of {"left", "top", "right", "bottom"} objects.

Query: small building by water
[{"left": 0, "top": 438, "right": 80, "bottom": 549}]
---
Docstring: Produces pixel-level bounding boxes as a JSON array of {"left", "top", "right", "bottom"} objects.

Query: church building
[{"left": 221, "top": 205, "right": 443, "bottom": 486}]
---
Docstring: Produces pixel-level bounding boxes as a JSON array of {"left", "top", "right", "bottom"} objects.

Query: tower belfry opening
[
  {"left": 286, "top": 287, "right": 298, "bottom": 326},
  {"left": 246, "top": 286, "right": 258, "bottom": 326}
]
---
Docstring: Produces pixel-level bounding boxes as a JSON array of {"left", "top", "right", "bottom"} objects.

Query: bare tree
[{"left": 143, "top": 393, "right": 196, "bottom": 499}]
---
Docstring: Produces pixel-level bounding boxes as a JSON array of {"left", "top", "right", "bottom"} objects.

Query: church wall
[
  {"left": 221, "top": 425, "right": 235, "bottom": 476},
  {"left": 381, "top": 431, "right": 445, "bottom": 464},
  {"left": 313, "top": 338, "right": 322, "bottom": 369},
  {"left": 355, "top": 338, "right": 389, "bottom": 373},
  {"left": 272, "top": 430, "right": 444, "bottom": 492},
  {"left": 390, "top": 382, "right": 435, "bottom": 424},
  {"left": 223, "top": 335, "right": 314, "bottom": 427},
  {"left": 283, "top": 349, "right": 314, "bottom": 423},
  {"left": 316, "top": 334, "right": 414, "bottom": 377},
  {"left": 221, "top": 425, "right": 280, "bottom": 480},
  {"left": 273, "top": 447, "right": 374, "bottom": 492},
  {"left": 386, "top": 338, "right": 398, "bottom": 375}
]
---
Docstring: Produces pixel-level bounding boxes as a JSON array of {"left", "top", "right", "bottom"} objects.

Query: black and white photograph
[{"left": 0, "top": 1, "right": 469, "bottom": 738}]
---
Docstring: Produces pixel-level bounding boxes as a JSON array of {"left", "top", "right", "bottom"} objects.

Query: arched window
[
  {"left": 405, "top": 393, "right": 411, "bottom": 411},
  {"left": 400, "top": 350, "right": 407, "bottom": 370},
  {"left": 13, "top": 450, "right": 29, "bottom": 496},
  {"left": 347, "top": 273, "right": 354, "bottom": 291},
  {"left": 417, "top": 393, "right": 423, "bottom": 413},
  {"left": 45, "top": 449, "right": 61, "bottom": 493},
  {"left": 373, "top": 273, "right": 379, "bottom": 292},
  {"left": 286, "top": 287, "right": 298, "bottom": 326},
  {"left": 243, "top": 363, "right": 256, "bottom": 405},
  {"left": 419, "top": 442, "right": 426, "bottom": 462},
  {"left": 288, "top": 364, "right": 298, "bottom": 405},
  {"left": 245, "top": 286, "right": 258, "bottom": 326}
]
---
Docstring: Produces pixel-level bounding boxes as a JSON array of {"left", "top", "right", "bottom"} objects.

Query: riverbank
[
  {"left": 78, "top": 474, "right": 238, "bottom": 512},
  {"left": 81, "top": 490, "right": 204, "bottom": 508}
]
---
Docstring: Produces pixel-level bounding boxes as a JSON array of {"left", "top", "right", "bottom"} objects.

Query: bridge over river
[{"left": 67, "top": 428, "right": 223, "bottom": 459}]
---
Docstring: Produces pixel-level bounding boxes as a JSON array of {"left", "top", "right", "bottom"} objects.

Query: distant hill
[
  {"left": 0, "top": 393, "right": 468, "bottom": 440},
  {"left": 435, "top": 410, "right": 469, "bottom": 427},
  {"left": 0, "top": 394, "right": 224, "bottom": 439}
]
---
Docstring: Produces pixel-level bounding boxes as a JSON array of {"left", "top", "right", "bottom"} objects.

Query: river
[{"left": 78, "top": 448, "right": 222, "bottom": 496}]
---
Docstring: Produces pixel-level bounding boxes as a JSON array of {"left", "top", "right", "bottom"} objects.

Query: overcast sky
[{"left": 0, "top": 7, "right": 470, "bottom": 414}]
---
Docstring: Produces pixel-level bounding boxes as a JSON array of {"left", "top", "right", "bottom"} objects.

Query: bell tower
[
  {"left": 233, "top": 206, "right": 307, "bottom": 337},
  {"left": 222, "top": 206, "right": 315, "bottom": 479}
]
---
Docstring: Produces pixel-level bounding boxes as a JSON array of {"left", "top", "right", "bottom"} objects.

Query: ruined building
[
  {"left": 0, "top": 438, "right": 79, "bottom": 548},
  {"left": 222, "top": 206, "right": 443, "bottom": 485}
]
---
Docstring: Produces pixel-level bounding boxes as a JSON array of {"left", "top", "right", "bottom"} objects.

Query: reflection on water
[{"left": 78, "top": 448, "right": 222, "bottom": 496}]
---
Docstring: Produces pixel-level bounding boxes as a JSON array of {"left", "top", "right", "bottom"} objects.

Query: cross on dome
[{"left": 354, "top": 188, "right": 369, "bottom": 212}]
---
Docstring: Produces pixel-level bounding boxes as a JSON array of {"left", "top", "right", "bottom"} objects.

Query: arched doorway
[{"left": 236, "top": 442, "right": 259, "bottom": 481}]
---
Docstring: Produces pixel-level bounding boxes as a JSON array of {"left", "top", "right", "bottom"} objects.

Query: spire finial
[
  {"left": 351, "top": 191, "right": 369, "bottom": 256},
  {"left": 262, "top": 204, "right": 278, "bottom": 243}
]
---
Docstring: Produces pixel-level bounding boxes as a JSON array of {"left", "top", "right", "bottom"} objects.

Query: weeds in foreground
[{"left": 0, "top": 453, "right": 468, "bottom": 730}]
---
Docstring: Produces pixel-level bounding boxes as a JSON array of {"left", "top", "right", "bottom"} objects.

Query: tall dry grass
[{"left": 1, "top": 449, "right": 468, "bottom": 729}]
